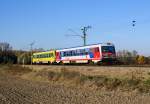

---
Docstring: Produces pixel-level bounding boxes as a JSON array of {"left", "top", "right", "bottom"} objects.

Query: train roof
[
  {"left": 33, "top": 50, "right": 55, "bottom": 55},
  {"left": 56, "top": 43, "right": 114, "bottom": 51},
  {"left": 32, "top": 43, "right": 115, "bottom": 54}
]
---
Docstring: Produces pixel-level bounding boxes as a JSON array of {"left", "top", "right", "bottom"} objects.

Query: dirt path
[{"left": 0, "top": 72, "right": 150, "bottom": 104}]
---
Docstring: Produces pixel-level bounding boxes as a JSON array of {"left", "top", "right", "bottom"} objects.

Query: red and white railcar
[{"left": 56, "top": 43, "right": 116, "bottom": 64}]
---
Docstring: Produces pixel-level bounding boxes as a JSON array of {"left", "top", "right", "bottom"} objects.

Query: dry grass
[
  {"left": 1, "top": 65, "right": 150, "bottom": 93},
  {"left": 26, "top": 65, "right": 150, "bottom": 80},
  {"left": 21, "top": 66, "right": 150, "bottom": 93},
  {"left": 0, "top": 64, "right": 32, "bottom": 76}
]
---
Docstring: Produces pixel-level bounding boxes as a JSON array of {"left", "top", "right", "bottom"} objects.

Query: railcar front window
[{"left": 102, "top": 46, "right": 115, "bottom": 53}]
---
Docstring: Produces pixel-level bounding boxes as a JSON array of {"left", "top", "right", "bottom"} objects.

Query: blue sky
[{"left": 0, "top": 0, "right": 150, "bottom": 56}]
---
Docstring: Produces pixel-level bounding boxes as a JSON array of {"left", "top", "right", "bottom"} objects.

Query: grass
[
  {"left": 0, "top": 64, "right": 32, "bottom": 76},
  {"left": 30, "top": 67, "right": 150, "bottom": 93},
  {"left": 1, "top": 65, "right": 150, "bottom": 93}
]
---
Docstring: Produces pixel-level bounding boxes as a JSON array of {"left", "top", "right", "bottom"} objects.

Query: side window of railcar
[
  {"left": 63, "top": 52, "right": 66, "bottom": 56},
  {"left": 51, "top": 53, "right": 54, "bottom": 57},
  {"left": 85, "top": 48, "right": 89, "bottom": 55},
  {"left": 80, "top": 49, "right": 85, "bottom": 55},
  {"left": 66, "top": 51, "right": 69, "bottom": 56},
  {"left": 60, "top": 52, "right": 62, "bottom": 57},
  {"left": 68, "top": 51, "right": 70, "bottom": 56},
  {"left": 46, "top": 54, "right": 48, "bottom": 58},
  {"left": 49, "top": 53, "right": 51, "bottom": 57},
  {"left": 76, "top": 49, "right": 80, "bottom": 56},
  {"left": 42, "top": 54, "right": 44, "bottom": 58},
  {"left": 72, "top": 51, "right": 75, "bottom": 56},
  {"left": 34, "top": 55, "right": 37, "bottom": 58},
  {"left": 69, "top": 51, "right": 72, "bottom": 56},
  {"left": 74, "top": 50, "right": 77, "bottom": 56},
  {"left": 70, "top": 51, "right": 72, "bottom": 56},
  {"left": 67, "top": 51, "right": 69, "bottom": 56},
  {"left": 82, "top": 49, "right": 86, "bottom": 55},
  {"left": 40, "top": 54, "right": 43, "bottom": 58}
]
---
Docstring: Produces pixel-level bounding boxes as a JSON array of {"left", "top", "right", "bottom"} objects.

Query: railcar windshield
[{"left": 102, "top": 46, "right": 115, "bottom": 53}]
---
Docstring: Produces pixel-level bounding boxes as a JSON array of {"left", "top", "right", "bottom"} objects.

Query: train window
[
  {"left": 51, "top": 53, "right": 54, "bottom": 57},
  {"left": 102, "top": 46, "right": 115, "bottom": 53},
  {"left": 41, "top": 54, "right": 44, "bottom": 58},
  {"left": 67, "top": 51, "right": 69, "bottom": 56},
  {"left": 49, "top": 53, "right": 52, "bottom": 57},
  {"left": 60, "top": 52, "right": 63, "bottom": 57},
  {"left": 66, "top": 51, "right": 69, "bottom": 56},
  {"left": 69, "top": 51, "right": 72, "bottom": 56},
  {"left": 72, "top": 50, "right": 75, "bottom": 56},
  {"left": 74, "top": 50, "right": 77, "bottom": 56},
  {"left": 83, "top": 50, "right": 85, "bottom": 55},
  {"left": 70, "top": 51, "right": 72, "bottom": 56},
  {"left": 81, "top": 49, "right": 85, "bottom": 55},
  {"left": 63, "top": 52, "right": 66, "bottom": 56}
]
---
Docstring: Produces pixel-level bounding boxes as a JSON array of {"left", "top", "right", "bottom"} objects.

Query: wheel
[{"left": 48, "top": 61, "right": 51, "bottom": 65}]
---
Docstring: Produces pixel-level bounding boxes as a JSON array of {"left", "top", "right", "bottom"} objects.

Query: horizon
[{"left": 1, "top": 0, "right": 150, "bottom": 56}]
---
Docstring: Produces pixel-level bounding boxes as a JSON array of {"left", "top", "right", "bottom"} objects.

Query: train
[{"left": 32, "top": 43, "right": 116, "bottom": 65}]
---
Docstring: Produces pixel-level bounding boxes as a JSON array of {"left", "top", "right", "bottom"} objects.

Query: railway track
[{"left": 29, "top": 64, "right": 150, "bottom": 68}]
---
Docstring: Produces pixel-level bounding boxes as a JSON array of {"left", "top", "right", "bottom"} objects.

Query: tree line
[
  {"left": 0, "top": 42, "right": 150, "bottom": 65},
  {"left": 117, "top": 50, "right": 150, "bottom": 65}
]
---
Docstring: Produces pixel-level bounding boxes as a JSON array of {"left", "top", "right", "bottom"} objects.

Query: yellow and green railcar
[{"left": 32, "top": 51, "right": 56, "bottom": 64}]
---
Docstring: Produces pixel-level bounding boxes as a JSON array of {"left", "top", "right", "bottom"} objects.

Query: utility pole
[
  {"left": 66, "top": 26, "right": 91, "bottom": 46},
  {"left": 29, "top": 42, "right": 35, "bottom": 65},
  {"left": 81, "top": 26, "right": 91, "bottom": 46}
]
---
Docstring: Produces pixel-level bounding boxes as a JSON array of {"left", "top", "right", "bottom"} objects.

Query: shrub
[{"left": 137, "top": 56, "right": 146, "bottom": 64}]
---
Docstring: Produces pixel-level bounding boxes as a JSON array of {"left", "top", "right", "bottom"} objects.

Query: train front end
[{"left": 100, "top": 43, "right": 116, "bottom": 64}]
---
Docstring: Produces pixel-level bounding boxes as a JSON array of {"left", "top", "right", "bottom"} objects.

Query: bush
[{"left": 137, "top": 56, "right": 146, "bottom": 64}]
